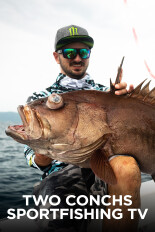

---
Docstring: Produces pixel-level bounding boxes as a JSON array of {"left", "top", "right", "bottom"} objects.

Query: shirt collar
[{"left": 56, "top": 73, "right": 95, "bottom": 90}]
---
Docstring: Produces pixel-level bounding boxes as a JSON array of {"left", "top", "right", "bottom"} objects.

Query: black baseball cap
[{"left": 54, "top": 25, "right": 94, "bottom": 51}]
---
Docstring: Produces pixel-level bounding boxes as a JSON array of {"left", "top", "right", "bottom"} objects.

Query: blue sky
[{"left": 0, "top": 0, "right": 155, "bottom": 111}]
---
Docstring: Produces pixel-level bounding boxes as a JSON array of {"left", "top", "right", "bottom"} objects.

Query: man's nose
[{"left": 73, "top": 54, "right": 82, "bottom": 62}]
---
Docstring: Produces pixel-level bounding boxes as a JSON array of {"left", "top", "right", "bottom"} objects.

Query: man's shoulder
[
  {"left": 26, "top": 83, "right": 66, "bottom": 103},
  {"left": 91, "top": 81, "right": 110, "bottom": 92},
  {"left": 26, "top": 74, "right": 69, "bottom": 103},
  {"left": 26, "top": 89, "right": 51, "bottom": 103}
]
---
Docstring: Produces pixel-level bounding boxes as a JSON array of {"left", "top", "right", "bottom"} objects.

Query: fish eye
[
  {"left": 50, "top": 94, "right": 61, "bottom": 103},
  {"left": 46, "top": 93, "right": 64, "bottom": 109}
]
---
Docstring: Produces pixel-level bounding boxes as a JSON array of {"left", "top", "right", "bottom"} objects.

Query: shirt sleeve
[
  {"left": 24, "top": 145, "right": 40, "bottom": 169},
  {"left": 94, "top": 83, "right": 110, "bottom": 92}
]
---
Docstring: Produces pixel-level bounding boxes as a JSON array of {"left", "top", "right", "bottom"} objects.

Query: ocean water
[{"left": 0, "top": 121, "right": 41, "bottom": 219}]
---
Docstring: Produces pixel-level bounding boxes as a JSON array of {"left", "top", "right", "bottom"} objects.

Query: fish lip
[
  {"left": 5, "top": 125, "right": 28, "bottom": 140},
  {"left": 5, "top": 105, "right": 29, "bottom": 141},
  {"left": 18, "top": 105, "right": 43, "bottom": 139},
  {"left": 17, "top": 105, "right": 29, "bottom": 128},
  {"left": 6, "top": 105, "right": 43, "bottom": 141}
]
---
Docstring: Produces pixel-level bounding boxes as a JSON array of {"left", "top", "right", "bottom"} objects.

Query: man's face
[{"left": 54, "top": 42, "right": 90, "bottom": 80}]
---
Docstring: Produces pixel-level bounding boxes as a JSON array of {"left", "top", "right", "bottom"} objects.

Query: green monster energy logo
[{"left": 69, "top": 27, "right": 78, "bottom": 36}]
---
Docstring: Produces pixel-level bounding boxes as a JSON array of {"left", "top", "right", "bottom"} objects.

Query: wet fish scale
[{"left": 5, "top": 79, "right": 155, "bottom": 184}]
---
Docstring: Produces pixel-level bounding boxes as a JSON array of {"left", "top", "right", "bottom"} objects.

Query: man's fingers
[
  {"left": 113, "top": 82, "right": 134, "bottom": 96},
  {"left": 114, "top": 82, "right": 127, "bottom": 95},
  {"left": 128, "top": 84, "right": 134, "bottom": 93},
  {"left": 115, "top": 88, "right": 128, "bottom": 95},
  {"left": 115, "top": 82, "right": 127, "bottom": 90}
]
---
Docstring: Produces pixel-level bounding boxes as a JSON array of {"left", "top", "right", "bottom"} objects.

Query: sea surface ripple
[{"left": 0, "top": 121, "right": 40, "bottom": 219}]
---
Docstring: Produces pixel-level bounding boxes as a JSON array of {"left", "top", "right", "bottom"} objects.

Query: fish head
[
  {"left": 6, "top": 92, "right": 78, "bottom": 148},
  {"left": 5, "top": 91, "right": 112, "bottom": 164}
]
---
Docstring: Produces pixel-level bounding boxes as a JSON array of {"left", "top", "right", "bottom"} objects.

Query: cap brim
[{"left": 55, "top": 35, "right": 94, "bottom": 51}]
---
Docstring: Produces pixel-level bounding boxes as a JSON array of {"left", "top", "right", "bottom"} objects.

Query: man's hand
[
  {"left": 114, "top": 83, "right": 134, "bottom": 95},
  {"left": 34, "top": 153, "right": 53, "bottom": 166},
  {"left": 114, "top": 68, "right": 134, "bottom": 95}
]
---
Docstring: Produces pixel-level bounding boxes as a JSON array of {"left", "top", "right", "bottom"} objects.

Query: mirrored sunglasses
[{"left": 57, "top": 48, "right": 91, "bottom": 59}]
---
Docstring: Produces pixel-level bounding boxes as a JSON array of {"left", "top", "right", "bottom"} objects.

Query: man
[{"left": 24, "top": 25, "right": 141, "bottom": 232}]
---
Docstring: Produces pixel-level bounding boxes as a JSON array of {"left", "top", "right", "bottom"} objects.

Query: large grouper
[{"left": 5, "top": 78, "right": 155, "bottom": 185}]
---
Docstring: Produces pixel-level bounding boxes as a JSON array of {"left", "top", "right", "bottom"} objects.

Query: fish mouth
[
  {"left": 5, "top": 105, "right": 42, "bottom": 141},
  {"left": 5, "top": 106, "right": 29, "bottom": 140}
]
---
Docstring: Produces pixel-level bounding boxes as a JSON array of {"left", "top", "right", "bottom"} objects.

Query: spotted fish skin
[{"left": 5, "top": 79, "right": 155, "bottom": 182}]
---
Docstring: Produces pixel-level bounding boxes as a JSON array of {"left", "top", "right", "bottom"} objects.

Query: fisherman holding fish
[{"left": 22, "top": 25, "right": 140, "bottom": 232}]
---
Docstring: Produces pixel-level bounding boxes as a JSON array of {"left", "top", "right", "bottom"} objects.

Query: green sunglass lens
[
  {"left": 62, "top": 48, "right": 90, "bottom": 59},
  {"left": 63, "top": 49, "right": 77, "bottom": 59},
  {"left": 79, "top": 49, "right": 90, "bottom": 59}
]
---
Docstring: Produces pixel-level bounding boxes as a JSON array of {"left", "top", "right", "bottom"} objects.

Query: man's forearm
[
  {"left": 24, "top": 145, "right": 52, "bottom": 170},
  {"left": 34, "top": 153, "right": 53, "bottom": 166},
  {"left": 103, "top": 156, "right": 141, "bottom": 232}
]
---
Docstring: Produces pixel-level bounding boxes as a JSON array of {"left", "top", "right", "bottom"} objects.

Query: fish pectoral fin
[{"left": 90, "top": 149, "right": 117, "bottom": 185}]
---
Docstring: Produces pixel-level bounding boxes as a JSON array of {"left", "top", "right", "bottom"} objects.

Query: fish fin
[
  {"left": 140, "top": 80, "right": 151, "bottom": 96},
  {"left": 115, "top": 56, "right": 125, "bottom": 84},
  {"left": 150, "top": 97, "right": 155, "bottom": 104},
  {"left": 110, "top": 57, "right": 125, "bottom": 94},
  {"left": 130, "top": 79, "right": 147, "bottom": 98},
  {"left": 128, "top": 79, "right": 155, "bottom": 106},
  {"left": 110, "top": 78, "right": 116, "bottom": 94},
  {"left": 149, "top": 87, "right": 155, "bottom": 98},
  {"left": 90, "top": 149, "right": 117, "bottom": 185},
  {"left": 143, "top": 87, "right": 155, "bottom": 102},
  {"left": 110, "top": 57, "right": 155, "bottom": 106}
]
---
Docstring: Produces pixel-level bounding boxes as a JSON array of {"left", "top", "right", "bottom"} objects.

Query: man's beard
[{"left": 59, "top": 59, "right": 88, "bottom": 80}]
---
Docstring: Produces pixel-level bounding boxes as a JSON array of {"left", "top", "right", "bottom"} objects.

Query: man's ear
[{"left": 53, "top": 52, "right": 60, "bottom": 64}]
